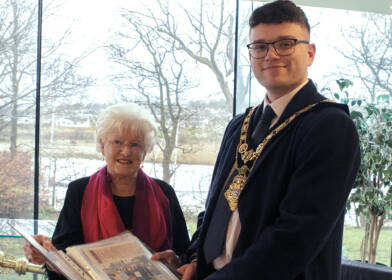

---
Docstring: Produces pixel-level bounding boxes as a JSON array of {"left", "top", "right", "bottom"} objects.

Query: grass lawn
[{"left": 343, "top": 226, "right": 392, "bottom": 266}]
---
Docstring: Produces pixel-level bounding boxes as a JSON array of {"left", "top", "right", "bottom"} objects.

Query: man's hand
[
  {"left": 151, "top": 250, "right": 197, "bottom": 279},
  {"left": 177, "top": 262, "right": 197, "bottom": 280}
]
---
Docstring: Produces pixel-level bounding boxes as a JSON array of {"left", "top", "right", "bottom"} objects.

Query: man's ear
[{"left": 307, "top": 43, "right": 316, "bottom": 66}]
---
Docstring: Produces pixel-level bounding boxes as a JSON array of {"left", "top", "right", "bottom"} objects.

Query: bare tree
[
  {"left": 108, "top": 7, "right": 197, "bottom": 183},
  {"left": 339, "top": 14, "right": 392, "bottom": 102},
  {"left": 106, "top": 0, "right": 251, "bottom": 182},
  {"left": 0, "top": 0, "right": 93, "bottom": 157},
  {"left": 135, "top": 0, "right": 244, "bottom": 112}
]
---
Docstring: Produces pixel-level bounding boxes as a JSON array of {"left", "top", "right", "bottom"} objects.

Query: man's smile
[{"left": 262, "top": 64, "right": 287, "bottom": 70}]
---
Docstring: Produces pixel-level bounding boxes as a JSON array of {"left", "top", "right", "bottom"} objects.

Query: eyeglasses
[
  {"left": 108, "top": 139, "right": 143, "bottom": 150},
  {"left": 247, "top": 38, "right": 309, "bottom": 59}
]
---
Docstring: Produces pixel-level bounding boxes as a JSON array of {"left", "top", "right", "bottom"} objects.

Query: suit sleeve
[{"left": 205, "top": 108, "right": 360, "bottom": 279}]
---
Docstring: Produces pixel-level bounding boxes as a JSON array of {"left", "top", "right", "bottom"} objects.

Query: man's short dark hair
[{"left": 249, "top": 0, "right": 310, "bottom": 33}]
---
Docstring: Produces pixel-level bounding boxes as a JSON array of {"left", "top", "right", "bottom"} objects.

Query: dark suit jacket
[{"left": 191, "top": 80, "right": 360, "bottom": 280}]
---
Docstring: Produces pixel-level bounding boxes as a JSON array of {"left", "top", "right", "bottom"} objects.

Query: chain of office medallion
[
  {"left": 224, "top": 100, "right": 334, "bottom": 211},
  {"left": 237, "top": 100, "right": 334, "bottom": 171}
]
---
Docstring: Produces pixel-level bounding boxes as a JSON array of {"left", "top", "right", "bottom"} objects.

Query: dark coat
[
  {"left": 193, "top": 80, "right": 360, "bottom": 280},
  {"left": 48, "top": 176, "right": 189, "bottom": 280}
]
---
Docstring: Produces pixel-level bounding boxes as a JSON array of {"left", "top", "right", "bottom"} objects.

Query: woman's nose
[{"left": 119, "top": 144, "right": 133, "bottom": 154}]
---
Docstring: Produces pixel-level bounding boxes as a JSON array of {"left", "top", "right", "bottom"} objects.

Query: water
[
  {"left": 40, "top": 157, "right": 361, "bottom": 226},
  {"left": 40, "top": 157, "right": 211, "bottom": 212}
]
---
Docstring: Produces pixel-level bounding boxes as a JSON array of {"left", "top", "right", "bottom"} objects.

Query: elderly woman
[{"left": 24, "top": 103, "right": 190, "bottom": 279}]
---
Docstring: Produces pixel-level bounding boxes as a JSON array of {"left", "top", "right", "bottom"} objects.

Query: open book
[{"left": 9, "top": 222, "right": 180, "bottom": 280}]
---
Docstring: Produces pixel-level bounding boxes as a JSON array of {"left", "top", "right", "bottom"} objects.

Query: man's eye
[
  {"left": 254, "top": 44, "right": 267, "bottom": 51},
  {"left": 277, "top": 41, "right": 294, "bottom": 48},
  {"left": 113, "top": 140, "right": 122, "bottom": 145}
]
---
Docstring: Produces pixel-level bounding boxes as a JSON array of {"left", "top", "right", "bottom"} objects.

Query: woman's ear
[
  {"left": 99, "top": 138, "right": 105, "bottom": 155},
  {"left": 140, "top": 150, "right": 147, "bottom": 162}
]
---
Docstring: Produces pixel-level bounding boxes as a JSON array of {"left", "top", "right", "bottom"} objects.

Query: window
[{"left": 0, "top": 1, "right": 390, "bottom": 278}]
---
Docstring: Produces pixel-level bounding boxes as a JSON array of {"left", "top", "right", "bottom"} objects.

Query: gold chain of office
[{"left": 224, "top": 99, "right": 334, "bottom": 211}]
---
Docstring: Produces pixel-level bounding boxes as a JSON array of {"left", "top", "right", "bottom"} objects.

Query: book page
[
  {"left": 7, "top": 221, "right": 91, "bottom": 280},
  {"left": 66, "top": 231, "right": 180, "bottom": 280}
]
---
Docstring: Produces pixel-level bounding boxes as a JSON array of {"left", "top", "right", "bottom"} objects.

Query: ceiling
[{"left": 253, "top": 0, "right": 392, "bottom": 15}]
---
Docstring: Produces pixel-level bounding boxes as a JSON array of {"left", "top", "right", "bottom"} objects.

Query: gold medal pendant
[
  {"left": 224, "top": 164, "right": 250, "bottom": 211},
  {"left": 224, "top": 173, "right": 247, "bottom": 211}
]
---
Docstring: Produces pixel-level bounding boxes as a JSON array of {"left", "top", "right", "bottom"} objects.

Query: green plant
[{"left": 331, "top": 79, "right": 392, "bottom": 264}]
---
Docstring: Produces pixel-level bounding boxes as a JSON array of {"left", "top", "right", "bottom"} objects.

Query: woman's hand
[
  {"left": 151, "top": 250, "right": 180, "bottom": 268},
  {"left": 23, "top": 235, "right": 59, "bottom": 272}
]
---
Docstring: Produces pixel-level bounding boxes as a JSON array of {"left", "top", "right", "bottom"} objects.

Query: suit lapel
[{"left": 277, "top": 80, "right": 324, "bottom": 127}]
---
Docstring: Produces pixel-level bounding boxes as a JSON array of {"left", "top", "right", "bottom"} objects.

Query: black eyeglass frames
[{"left": 247, "top": 38, "right": 309, "bottom": 59}]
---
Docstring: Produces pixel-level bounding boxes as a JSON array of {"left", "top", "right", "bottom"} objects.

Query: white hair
[{"left": 95, "top": 103, "right": 157, "bottom": 154}]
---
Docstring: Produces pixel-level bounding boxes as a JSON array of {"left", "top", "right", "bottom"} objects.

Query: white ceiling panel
[{"left": 252, "top": 0, "right": 392, "bottom": 15}]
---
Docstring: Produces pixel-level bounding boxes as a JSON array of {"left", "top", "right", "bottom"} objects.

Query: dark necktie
[
  {"left": 203, "top": 170, "right": 237, "bottom": 264},
  {"left": 252, "top": 105, "right": 276, "bottom": 142}
]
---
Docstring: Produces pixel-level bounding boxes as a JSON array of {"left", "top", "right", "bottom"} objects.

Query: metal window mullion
[
  {"left": 233, "top": 0, "right": 240, "bottom": 117},
  {"left": 34, "top": 0, "right": 43, "bottom": 232}
]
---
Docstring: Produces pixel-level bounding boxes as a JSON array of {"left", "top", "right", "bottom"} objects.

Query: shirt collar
[{"left": 264, "top": 79, "right": 309, "bottom": 126}]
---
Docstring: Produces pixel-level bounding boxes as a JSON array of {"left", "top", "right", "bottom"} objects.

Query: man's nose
[{"left": 265, "top": 44, "right": 279, "bottom": 59}]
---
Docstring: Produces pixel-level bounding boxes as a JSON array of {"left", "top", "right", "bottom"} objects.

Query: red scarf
[{"left": 81, "top": 166, "right": 172, "bottom": 251}]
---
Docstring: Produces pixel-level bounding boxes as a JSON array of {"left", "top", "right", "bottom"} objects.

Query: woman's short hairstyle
[
  {"left": 249, "top": 0, "right": 310, "bottom": 33},
  {"left": 95, "top": 103, "right": 157, "bottom": 154}
]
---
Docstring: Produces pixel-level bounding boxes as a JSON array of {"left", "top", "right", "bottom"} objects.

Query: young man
[{"left": 154, "top": 1, "right": 360, "bottom": 279}]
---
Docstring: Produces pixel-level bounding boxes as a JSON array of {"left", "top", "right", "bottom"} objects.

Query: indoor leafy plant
[{"left": 330, "top": 79, "right": 392, "bottom": 265}]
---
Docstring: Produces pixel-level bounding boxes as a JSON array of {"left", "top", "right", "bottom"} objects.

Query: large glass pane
[
  {"left": 38, "top": 0, "right": 98, "bottom": 221},
  {"left": 0, "top": 0, "right": 37, "bottom": 219},
  {"left": 238, "top": 0, "right": 392, "bottom": 267},
  {"left": 39, "top": 0, "right": 236, "bottom": 238},
  {"left": 0, "top": 0, "right": 38, "bottom": 277}
]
